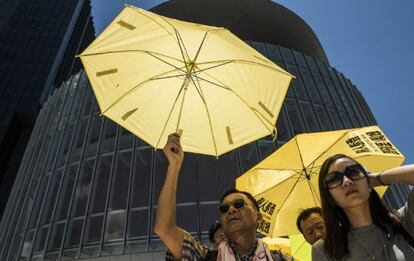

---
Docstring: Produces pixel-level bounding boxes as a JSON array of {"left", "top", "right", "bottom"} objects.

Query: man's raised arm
[{"left": 154, "top": 133, "right": 185, "bottom": 259}]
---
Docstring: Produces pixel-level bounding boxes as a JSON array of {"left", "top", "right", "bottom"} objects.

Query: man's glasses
[
  {"left": 218, "top": 198, "right": 245, "bottom": 214},
  {"left": 324, "top": 164, "right": 367, "bottom": 189}
]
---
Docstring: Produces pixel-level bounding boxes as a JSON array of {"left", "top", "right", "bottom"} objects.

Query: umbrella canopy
[
  {"left": 236, "top": 125, "right": 405, "bottom": 236},
  {"left": 78, "top": 5, "right": 293, "bottom": 157},
  {"left": 289, "top": 234, "right": 311, "bottom": 261},
  {"left": 262, "top": 236, "right": 291, "bottom": 254}
]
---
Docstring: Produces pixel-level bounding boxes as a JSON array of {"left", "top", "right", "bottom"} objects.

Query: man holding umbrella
[{"left": 154, "top": 133, "right": 291, "bottom": 260}]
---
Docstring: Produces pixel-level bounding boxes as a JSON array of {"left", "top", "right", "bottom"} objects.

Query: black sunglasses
[
  {"left": 324, "top": 164, "right": 367, "bottom": 189},
  {"left": 218, "top": 198, "right": 245, "bottom": 214}
]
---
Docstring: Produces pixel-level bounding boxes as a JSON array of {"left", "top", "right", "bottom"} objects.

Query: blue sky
[{"left": 90, "top": 0, "right": 414, "bottom": 163}]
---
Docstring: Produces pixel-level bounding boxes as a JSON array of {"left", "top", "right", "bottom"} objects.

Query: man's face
[
  {"left": 300, "top": 213, "right": 325, "bottom": 245},
  {"left": 219, "top": 193, "right": 260, "bottom": 237}
]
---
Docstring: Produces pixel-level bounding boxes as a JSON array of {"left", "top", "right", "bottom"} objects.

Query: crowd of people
[{"left": 154, "top": 133, "right": 414, "bottom": 260}]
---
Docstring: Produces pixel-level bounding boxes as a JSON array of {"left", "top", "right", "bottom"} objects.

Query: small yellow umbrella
[
  {"left": 289, "top": 234, "right": 311, "bottom": 261},
  {"left": 236, "top": 125, "right": 405, "bottom": 237},
  {"left": 262, "top": 236, "right": 291, "bottom": 254},
  {"left": 78, "top": 5, "right": 293, "bottom": 157}
]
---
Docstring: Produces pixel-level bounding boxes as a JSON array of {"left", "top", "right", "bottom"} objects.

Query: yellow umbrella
[
  {"left": 262, "top": 236, "right": 291, "bottom": 254},
  {"left": 289, "top": 234, "right": 311, "bottom": 261},
  {"left": 78, "top": 5, "right": 293, "bottom": 157},
  {"left": 236, "top": 125, "right": 405, "bottom": 236}
]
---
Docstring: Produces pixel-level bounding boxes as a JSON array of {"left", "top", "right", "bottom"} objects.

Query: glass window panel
[
  {"left": 302, "top": 69, "right": 323, "bottom": 105},
  {"left": 69, "top": 118, "right": 88, "bottom": 162},
  {"left": 28, "top": 174, "right": 50, "bottom": 229},
  {"left": 69, "top": 82, "right": 86, "bottom": 121},
  {"left": 33, "top": 225, "right": 49, "bottom": 253},
  {"left": 45, "top": 126, "right": 64, "bottom": 172},
  {"left": 238, "top": 142, "right": 259, "bottom": 173},
  {"left": 20, "top": 229, "right": 35, "bottom": 258},
  {"left": 287, "top": 65, "right": 309, "bottom": 101},
  {"left": 100, "top": 119, "right": 117, "bottom": 153},
  {"left": 316, "top": 60, "right": 329, "bottom": 76},
  {"left": 20, "top": 229, "right": 34, "bottom": 258},
  {"left": 293, "top": 50, "right": 307, "bottom": 68},
  {"left": 105, "top": 210, "right": 126, "bottom": 242},
  {"left": 131, "top": 148, "right": 152, "bottom": 208},
  {"left": 316, "top": 76, "right": 334, "bottom": 107},
  {"left": 218, "top": 151, "right": 240, "bottom": 192},
  {"left": 65, "top": 218, "right": 83, "bottom": 247},
  {"left": 117, "top": 127, "right": 133, "bottom": 150},
  {"left": 48, "top": 222, "right": 65, "bottom": 251},
  {"left": 199, "top": 203, "right": 219, "bottom": 232},
  {"left": 56, "top": 122, "right": 75, "bottom": 168},
  {"left": 339, "top": 110, "right": 353, "bottom": 129},
  {"left": 325, "top": 76, "right": 345, "bottom": 111},
  {"left": 258, "top": 140, "right": 275, "bottom": 160},
  {"left": 280, "top": 46, "right": 295, "bottom": 65},
  {"left": 89, "top": 155, "right": 113, "bottom": 213},
  {"left": 127, "top": 209, "right": 149, "bottom": 239},
  {"left": 41, "top": 169, "right": 63, "bottom": 225},
  {"left": 84, "top": 113, "right": 102, "bottom": 158},
  {"left": 285, "top": 99, "right": 305, "bottom": 135},
  {"left": 314, "top": 105, "right": 333, "bottom": 131},
  {"left": 304, "top": 55, "right": 319, "bottom": 73},
  {"left": 109, "top": 151, "right": 132, "bottom": 210},
  {"left": 176, "top": 205, "right": 198, "bottom": 233},
  {"left": 327, "top": 107, "right": 344, "bottom": 129},
  {"left": 301, "top": 102, "right": 320, "bottom": 132},
  {"left": 71, "top": 159, "right": 94, "bottom": 217},
  {"left": 251, "top": 41, "right": 267, "bottom": 56},
  {"left": 276, "top": 106, "right": 291, "bottom": 142},
  {"left": 265, "top": 43, "right": 283, "bottom": 65},
  {"left": 81, "top": 87, "right": 93, "bottom": 117},
  {"left": 84, "top": 215, "right": 104, "bottom": 244},
  {"left": 197, "top": 155, "right": 220, "bottom": 201},
  {"left": 177, "top": 154, "right": 197, "bottom": 203},
  {"left": 55, "top": 164, "right": 77, "bottom": 221}
]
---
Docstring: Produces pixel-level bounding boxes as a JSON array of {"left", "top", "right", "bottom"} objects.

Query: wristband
[{"left": 376, "top": 171, "right": 386, "bottom": 186}]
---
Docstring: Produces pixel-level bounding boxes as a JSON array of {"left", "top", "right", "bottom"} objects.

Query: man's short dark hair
[
  {"left": 220, "top": 189, "right": 259, "bottom": 212},
  {"left": 208, "top": 220, "right": 222, "bottom": 243},
  {"left": 296, "top": 207, "right": 322, "bottom": 233}
]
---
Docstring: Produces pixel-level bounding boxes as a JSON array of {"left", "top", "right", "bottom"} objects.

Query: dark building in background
[
  {"left": 0, "top": 0, "right": 95, "bottom": 218},
  {"left": 0, "top": 0, "right": 409, "bottom": 260}
]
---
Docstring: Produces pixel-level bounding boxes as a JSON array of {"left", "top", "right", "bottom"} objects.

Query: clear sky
[{"left": 90, "top": 0, "right": 414, "bottom": 163}]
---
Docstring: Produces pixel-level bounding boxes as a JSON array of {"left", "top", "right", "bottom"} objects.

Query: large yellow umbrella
[
  {"left": 78, "top": 5, "right": 293, "bottom": 157},
  {"left": 236, "top": 125, "right": 405, "bottom": 237}
]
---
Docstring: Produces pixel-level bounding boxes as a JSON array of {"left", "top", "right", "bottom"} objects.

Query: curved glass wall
[{"left": 0, "top": 43, "right": 405, "bottom": 261}]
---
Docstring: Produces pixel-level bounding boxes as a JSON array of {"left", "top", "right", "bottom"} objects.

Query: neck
[
  {"left": 228, "top": 231, "right": 257, "bottom": 256},
  {"left": 343, "top": 202, "right": 373, "bottom": 229}
]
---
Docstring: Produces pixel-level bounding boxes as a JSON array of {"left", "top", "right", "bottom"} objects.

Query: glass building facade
[
  {"left": 0, "top": 0, "right": 409, "bottom": 260},
  {"left": 0, "top": 0, "right": 95, "bottom": 218}
]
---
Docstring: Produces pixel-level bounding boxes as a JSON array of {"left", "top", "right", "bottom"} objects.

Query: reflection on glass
[
  {"left": 85, "top": 215, "right": 103, "bottom": 244},
  {"left": 109, "top": 151, "right": 132, "bottom": 210},
  {"left": 105, "top": 211, "right": 125, "bottom": 241},
  {"left": 48, "top": 222, "right": 65, "bottom": 251},
  {"left": 89, "top": 155, "right": 112, "bottom": 214}
]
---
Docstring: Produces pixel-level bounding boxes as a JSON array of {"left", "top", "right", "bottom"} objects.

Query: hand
[{"left": 163, "top": 133, "right": 184, "bottom": 169}]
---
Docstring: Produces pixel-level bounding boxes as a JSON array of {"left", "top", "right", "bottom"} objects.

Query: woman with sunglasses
[{"left": 312, "top": 154, "right": 414, "bottom": 261}]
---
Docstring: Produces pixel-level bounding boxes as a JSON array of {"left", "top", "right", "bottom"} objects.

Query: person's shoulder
[
  {"left": 312, "top": 239, "right": 330, "bottom": 261},
  {"left": 179, "top": 229, "right": 213, "bottom": 259}
]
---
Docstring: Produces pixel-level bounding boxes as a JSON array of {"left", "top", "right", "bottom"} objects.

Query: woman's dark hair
[{"left": 318, "top": 154, "right": 402, "bottom": 259}]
